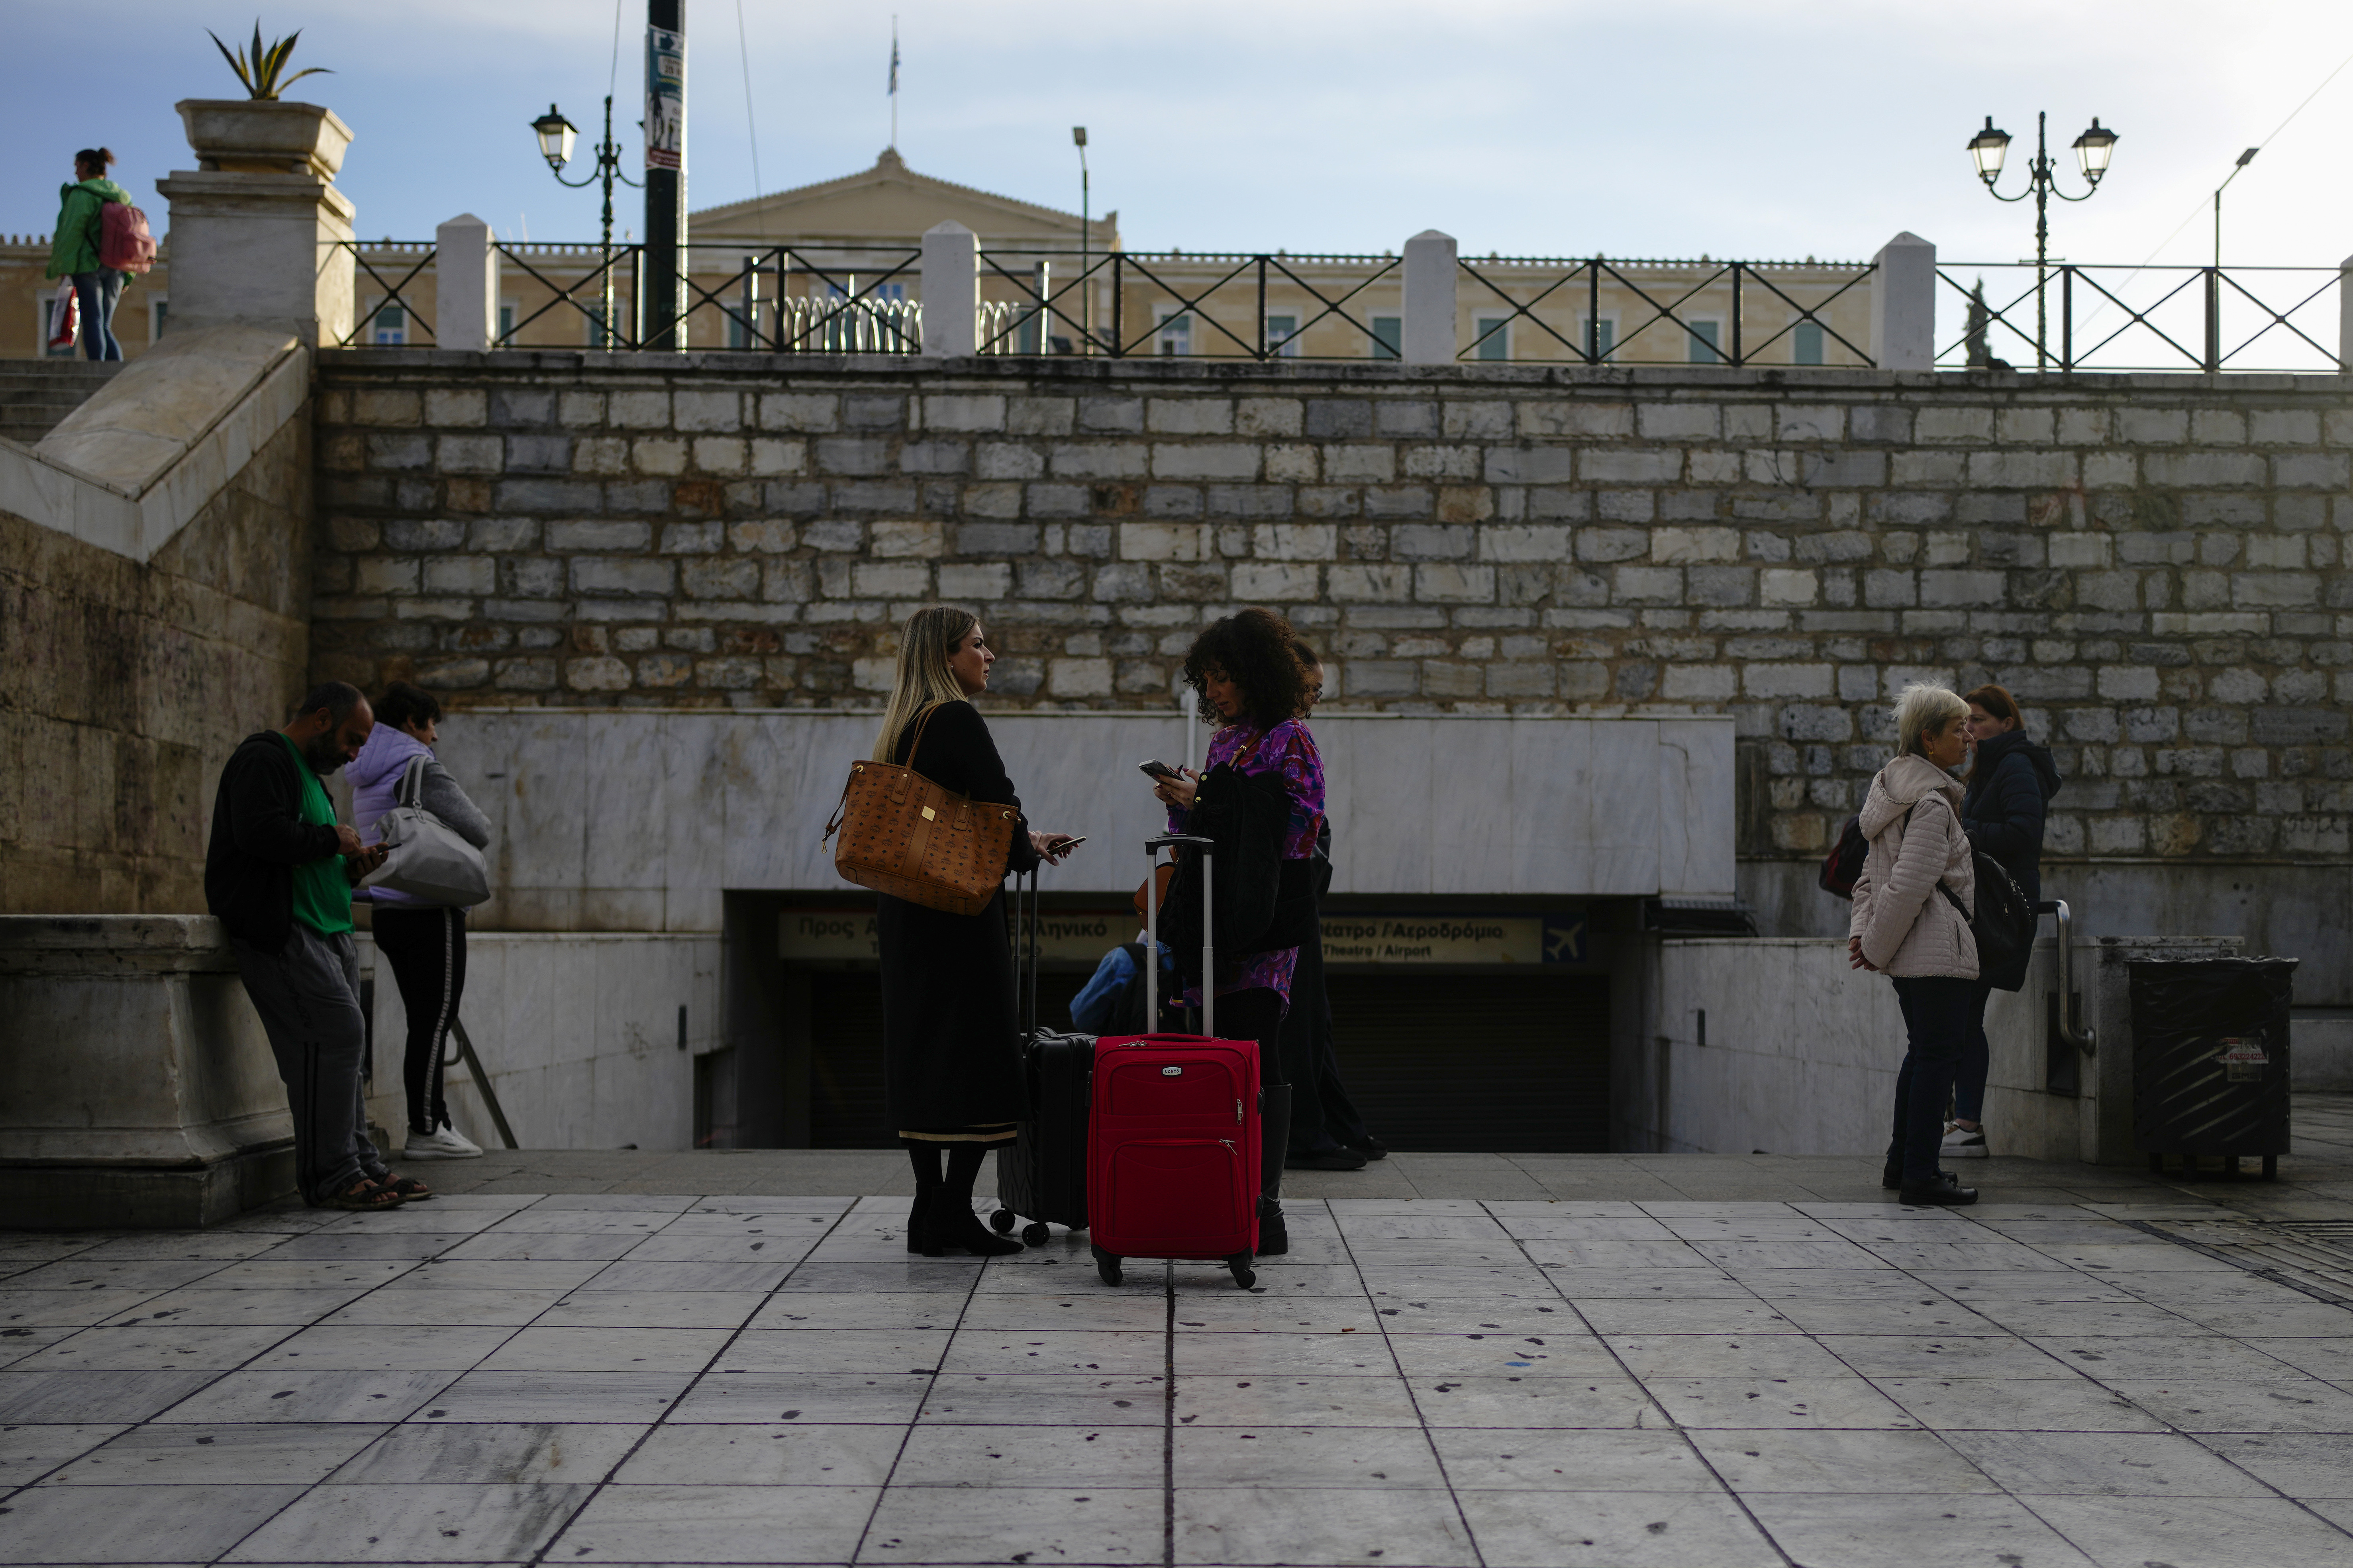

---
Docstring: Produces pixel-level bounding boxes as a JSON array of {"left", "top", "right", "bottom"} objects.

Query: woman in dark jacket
[
  {"left": 875, "top": 605, "right": 1075, "bottom": 1256},
  {"left": 1148, "top": 609, "right": 1325, "bottom": 1254},
  {"left": 1948, "top": 683, "right": 2063, "bottom": 1160}
]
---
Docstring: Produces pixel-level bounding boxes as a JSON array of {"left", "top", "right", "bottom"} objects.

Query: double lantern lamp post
[
  {"left": 531, "top": 98, "right": 639, "bottom": 351},
  {"left": 1967, "top": 112, "right": 2118, "bottom": 369}
]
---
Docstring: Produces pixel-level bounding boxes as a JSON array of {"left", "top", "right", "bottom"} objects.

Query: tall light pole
[
  {"left": 533, "top": 98, "right": 639, "bottom": 350},
  {"left": 1968, "top": 112, "right": 2119, "bottom": 368},
  {"left": 1073, "top": 126, "right": 1090, "bottom": 352},
  {"left": 2215, "top": 146, "right": 2259, "bottom": 268}
]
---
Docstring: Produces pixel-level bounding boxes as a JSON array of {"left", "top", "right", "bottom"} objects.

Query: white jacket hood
[{"left": 1859, "top": 753, "right": 1965, "bottom": 840}]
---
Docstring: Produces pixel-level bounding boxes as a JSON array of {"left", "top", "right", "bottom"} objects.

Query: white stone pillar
[
  {"left": 435, "top": 214, "right": 498, "bottom": 352},
  {"left": 1869, "top": 231, "right": 1937, "bottom": 371},
  {"left": 2338, "top": 254, "right": 2353, "bottom": 373},
  {"left": 922, "top": 220, "right": 978, "bottom": 358},
  {"left": 155, "top": 100, "right": 357, "bottom": 348},
  {"left": 1401, "top": 229, "right": 1458, "bottom": 365}
]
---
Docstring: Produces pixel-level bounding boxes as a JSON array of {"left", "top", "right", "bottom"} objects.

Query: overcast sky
[{"left": 8, "top": 0, "right": 2350, "bottom": 278}]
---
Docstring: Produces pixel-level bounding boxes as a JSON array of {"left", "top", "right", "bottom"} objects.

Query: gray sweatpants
[{"left": 232, "top": 924, "right": 390, "bottom": 1204}]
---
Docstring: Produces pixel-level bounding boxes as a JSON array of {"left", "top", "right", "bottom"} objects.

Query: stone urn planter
[{"left": 175, "top": 99, "right": 352, "bottom": 179}]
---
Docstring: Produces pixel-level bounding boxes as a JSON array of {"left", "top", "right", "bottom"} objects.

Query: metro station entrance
[{"left": 734, "top": 896, "right": 1617, "bottom": 1154}]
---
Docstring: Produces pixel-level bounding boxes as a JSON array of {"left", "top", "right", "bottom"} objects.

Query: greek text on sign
[
  {"left": 1320, "top": 914, "right": 1585, "bottom": 966},
  {"left": 780, "top": 909, "right": 1127, "bottom": 964}
]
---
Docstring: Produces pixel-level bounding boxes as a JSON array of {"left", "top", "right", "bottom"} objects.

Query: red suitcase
[{"left": 1088, "top": 833, "right": 1261, "bottom": 1290}]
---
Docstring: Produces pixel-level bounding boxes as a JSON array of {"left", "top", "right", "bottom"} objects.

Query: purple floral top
[{"left": 1168, "top": 718, "right": 1326, "bottom": 1012}]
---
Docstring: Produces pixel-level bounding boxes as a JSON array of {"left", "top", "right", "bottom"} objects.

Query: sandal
[
  {"left": 322, "top": 1178, "right": 406, "bottom": 1211},
  {"left": 379, "top": 1175, "right": 435, "bottom": 1201}
]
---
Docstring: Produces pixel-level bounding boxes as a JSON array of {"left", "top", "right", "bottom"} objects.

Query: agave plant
[{"left": 208, "top": 22, "right": 333, "bottom": 101}]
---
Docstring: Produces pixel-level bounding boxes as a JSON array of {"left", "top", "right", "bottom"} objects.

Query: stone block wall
[
  {"left": 2, "top": 415, "right": 313, "bottom": 913},
  {"left": 310, "top": 352, "right": 2351, "bottom": 880}
]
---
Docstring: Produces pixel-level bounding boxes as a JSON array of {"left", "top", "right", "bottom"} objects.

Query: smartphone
[
  {"left": 1047, "top": 835, "right": 1087, "bottom": 853},
  {"left": 1137, "top": 760, "right": 1183, "bottom": 780}
]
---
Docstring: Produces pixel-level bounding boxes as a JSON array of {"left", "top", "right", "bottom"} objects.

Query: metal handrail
[{"left": 2037, "top": 899, "right": 2096, "bottom": 1056}]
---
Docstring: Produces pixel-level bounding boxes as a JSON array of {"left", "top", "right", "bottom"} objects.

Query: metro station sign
[{"left": 780, "top": 908, "right": 1587, "bottom": 965}]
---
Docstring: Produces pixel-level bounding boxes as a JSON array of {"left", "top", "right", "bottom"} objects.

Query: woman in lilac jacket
[{"left": 348, "top": 682, "right": 493, "bottom": 1160}]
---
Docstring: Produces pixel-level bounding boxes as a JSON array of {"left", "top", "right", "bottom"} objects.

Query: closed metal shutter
[
  {"left": 808, "top": 969, "right": 1609, "bottom": 1152},
  {"left": 1323, "top": 973, "right": 1611, "bottom": 1152}
]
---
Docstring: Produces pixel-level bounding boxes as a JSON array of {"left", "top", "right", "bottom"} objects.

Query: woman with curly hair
[{"left": 1147, "top": 608, "right": 1323, "bottom": 1254}]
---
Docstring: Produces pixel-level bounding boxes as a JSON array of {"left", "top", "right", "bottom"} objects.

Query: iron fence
[
  {"left": 1938, "top": 262, "right": 2343, "bottom": 374},
  {"left": 334, "top": 240, "right": 437, "bottom": 347},
  {"left": 682, "top": 244, "right": 923, "bottom": 353},
  {"left": 491, "top": 241, "right": 924, "bottom": 352},
  {"left": 323, "top": 238, "right": 2349, "bottom": 373},
  {"left": 978, "top": 249, "right": 1404, "bottom": 360},
  {"left": 495, "top": 241, "right": 634, "bottom": 349},
  {"left": 1455, "top": 255, "right": 1875, "bottom": 366}
]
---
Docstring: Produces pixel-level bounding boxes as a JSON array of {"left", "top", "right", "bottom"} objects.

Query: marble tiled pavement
[{"left": 4, "top": 1118, "right": 2353, "bottom": 1566}]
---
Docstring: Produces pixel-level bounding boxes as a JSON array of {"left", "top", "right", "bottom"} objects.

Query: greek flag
[{"left": 888, "top": 24, "right": 899, "bottom": 96}]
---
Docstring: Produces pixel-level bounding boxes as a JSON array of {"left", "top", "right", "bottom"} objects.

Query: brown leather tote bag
[{"left": 822, "top": 704, "right": 1020, "bottom": 916}]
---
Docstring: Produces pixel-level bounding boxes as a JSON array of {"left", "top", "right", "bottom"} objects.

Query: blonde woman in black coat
[{"left": 873, "top": 605, "right": 1076, "bottom": 1255}]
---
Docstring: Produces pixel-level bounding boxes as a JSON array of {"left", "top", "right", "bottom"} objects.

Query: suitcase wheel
[
  {"left": 1092, "top": 1244, "right": 1123, "bottom": 1287},
  {"left": 1021, "top": 1222, "right": 1051, "bottom": 1246},
  {"left": 1225, "top": 1251, "right": 1256, "bottom": 1290},
  {"left": 989, "top": 1209, "right": 1016, "bottom": 1234}
]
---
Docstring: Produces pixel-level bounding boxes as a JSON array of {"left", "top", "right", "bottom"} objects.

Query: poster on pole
[{"left": 645, "top": 25, "right": 684, "bottom": 172}]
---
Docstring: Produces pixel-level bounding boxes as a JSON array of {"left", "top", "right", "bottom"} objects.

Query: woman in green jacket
[{"left": 47, "top": 148, "right": 131, "bottom": 361}]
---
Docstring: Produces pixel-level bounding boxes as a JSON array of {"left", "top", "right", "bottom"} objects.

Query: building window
[
  {"left": 1369, "top": 314, "right": 1401, "bottom": 360},
  {"left": 497, "top": 300, "right": 515, "bottom": 344},
  {"left": 1687, "top": 318, "right": 1722, "bottom": 364},
  {"left": 1156, "top": 306, "right": 1191, "bottom": 356},
  {"left": 369, "top": 304, "right": 407, "bottom": 346},
  {"left": 150, "top": 298, "right": 170, "bottom": 341},
  {"left": 585, "top": 306, "right": 612, "bottom": 347},
  {"left": 1473, "top": 315, "right": 1510, "bottom": 361},
  {"left": 726, "top": 305, "right": 758, "bottom": 349},
  {"left": 1793, "top": 319, "right": 1824, "bottom": 365},
  {"left": 1264, "top": 313, "right": 1301, "bottom": 359},
  {"left": 1578, "top": 315, "right": 1615, "bottom": 361}
]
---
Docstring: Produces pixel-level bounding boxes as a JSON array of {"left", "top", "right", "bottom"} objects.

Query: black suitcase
[{"left": 992, "top": 868, "right": 1093, "bottom": 1245}]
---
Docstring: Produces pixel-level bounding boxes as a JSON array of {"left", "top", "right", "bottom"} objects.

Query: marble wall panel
[
  {"left": 364, "top": 933, "right": 719, "bottom": 1151},
  {"left": 1640, "top": 938, "right": 2089, "bottom": 1160},
  {"left": 434, "top": 711, "right": 1735, "bottom": 925},
  {"left": 1586, "top": 724, "right": 1662, "bottom": 894},
  {"left": 1324, "top": 719, "right": 1437, "bottom": 892},
  {"left": 1657, "top": 720, "right": 1735, "bottom": 897},
  {"left": 1507, "top": 719, "right": 1595, "bottom": 895}
]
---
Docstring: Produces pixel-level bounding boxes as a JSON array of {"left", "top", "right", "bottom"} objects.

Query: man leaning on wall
[{"left": 203, "top": 682, "right": 431, "bottom": 1211}]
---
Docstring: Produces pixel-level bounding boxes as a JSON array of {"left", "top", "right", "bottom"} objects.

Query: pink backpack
[{"left": 100, "top": 201, "right": 156, "bottom": 275}]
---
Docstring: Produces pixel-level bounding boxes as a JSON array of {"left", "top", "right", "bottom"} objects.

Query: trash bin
[{"left": 2130, "top": 956, "right": 2297, "bottom": 1180}]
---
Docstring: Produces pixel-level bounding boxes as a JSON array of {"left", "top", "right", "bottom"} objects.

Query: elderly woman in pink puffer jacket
[{"left": 1848, "top": 683, "right": 1980, "bottom": 1207}]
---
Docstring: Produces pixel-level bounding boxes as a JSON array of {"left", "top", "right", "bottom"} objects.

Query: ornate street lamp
[
  {"left": 1967, "top": 111, "right": 2118, "bottom": 368},
  {"left": 530, "top": 97, "right": 639, "bottom": 350},
  {"left": 1073, "top": 126, "right": 1091, "bottom": 352}
]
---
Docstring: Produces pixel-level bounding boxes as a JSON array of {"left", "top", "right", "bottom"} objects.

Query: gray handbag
[{"left": 359, "top": 755, "right": 490, "bottom": 907}]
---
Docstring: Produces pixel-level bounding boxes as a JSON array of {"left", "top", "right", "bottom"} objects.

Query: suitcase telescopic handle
[{"left": 1144, "top": 835, "right": 1214, "bottom": 1041}]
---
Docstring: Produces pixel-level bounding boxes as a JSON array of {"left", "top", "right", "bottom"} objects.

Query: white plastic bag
[{"left": 45, "top": 282, "right": 78, "bottom": 352}]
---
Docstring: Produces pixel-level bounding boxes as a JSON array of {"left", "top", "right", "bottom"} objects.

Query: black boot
[
  {"left": 937, "top": 1143, "right": 1022, "bottom": 1256},
  {"left": 1899, "top": 1171, "right": 1978, "bottom": 1207},
  {"left": 1257, "top": 1083, "right": 1293, "bottom": 1257},
  {"left": 902, "top": 1139, "right": 946, "bottom": 1256}
]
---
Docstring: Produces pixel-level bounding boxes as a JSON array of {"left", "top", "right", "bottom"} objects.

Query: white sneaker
[
  {"left": 402, "top": 1123, "right": 484, "bottom": 1160},
  {"left": 1941, "top": 1122, "right": 1988, "bottom": 1159}
]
